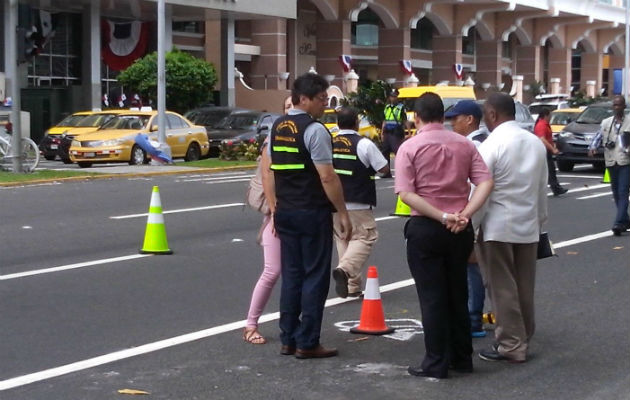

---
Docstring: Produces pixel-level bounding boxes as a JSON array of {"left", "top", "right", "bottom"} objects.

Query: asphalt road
[{"left": 0, "top": 165, "right": 628, "bottom": 400}]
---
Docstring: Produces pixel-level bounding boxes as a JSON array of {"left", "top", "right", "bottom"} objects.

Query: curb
[{"left": 0, "top": 165, "right": 256, "bottom": 188}]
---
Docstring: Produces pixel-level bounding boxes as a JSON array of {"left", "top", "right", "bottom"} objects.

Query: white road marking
[
  {"left": 0, "top": 228, "right": 616, "bottom": 391},
  {"left": 179, "top": 174, "right": 254, "bottom": 183},
  {"left": 547, "top": 183, "right": 608, "bottom": 196},
  {"left": 375, "top": 216, "right": 399, "bottom": 222},
  {"left": 577, "top": 192, "right": 611, "bottom": 200},
  {"left": 110, "top": 203, "right": 245, "bottom": 219},
  {"left": 557, "top": 174, "right": 605, "bottom": 179},
  {"left": 0, "top": 254, "right": 152, "bottom": 281}
]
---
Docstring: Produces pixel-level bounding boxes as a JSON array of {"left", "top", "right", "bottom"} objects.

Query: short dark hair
[
  {"left": 291, "top": 73, "right": 329, "bottom": 105},
  {"left": 336, "top": 107, "right": 359, "bottom": 130},
  {"left": 414, "top": 92, "right": 444, "bottom": 123},
  {"left": 537, "top": 108, "right": 550, "bottom": 121},
  {"left": 486, "top": 92, "right": 515, "bottom": 119}
]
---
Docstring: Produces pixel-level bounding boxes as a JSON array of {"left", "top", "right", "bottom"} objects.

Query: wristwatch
[{"left": 441, "top": 212, "right": 448, "bottom": 225}]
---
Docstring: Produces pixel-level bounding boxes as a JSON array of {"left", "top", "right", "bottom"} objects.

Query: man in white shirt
[
  {"left": 331, "top": 107, "right": 389, "bottom": 298},
  {"left": 475, "top": 93, "right": 548, "bottom": 363}
]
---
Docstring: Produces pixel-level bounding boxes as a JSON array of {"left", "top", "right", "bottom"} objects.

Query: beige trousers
[
  {"left": 333, "top": 209, "right": 378, "bottom": 293},
  {"left": 475, "top": 229, "right": 537, "bottom": 361}
]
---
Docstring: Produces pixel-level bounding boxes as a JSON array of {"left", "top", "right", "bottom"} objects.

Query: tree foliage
[
  {"left": 343, "top": 80, "right": 393, "bottom": 129},
  {"left": 117, "top": 49, "right": 217, "bottom": 113}
]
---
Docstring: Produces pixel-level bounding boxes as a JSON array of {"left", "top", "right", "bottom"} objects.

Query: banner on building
[
  {"left": 453, "top": 63, "right": 463, "bottom": 80},
  {"left": 400, "top": 60, "right": 413, "bottom": 74},
  {"left": 339, "top": 55, "right": 352, "bottom": 72},
  {"left": 101, "top": 19, "right": 150, "bottom": 71}
]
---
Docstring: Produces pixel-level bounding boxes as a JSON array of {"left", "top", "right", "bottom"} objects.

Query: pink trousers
[{"left": 246, "top": 217, "right": 282, "bottom": 328}]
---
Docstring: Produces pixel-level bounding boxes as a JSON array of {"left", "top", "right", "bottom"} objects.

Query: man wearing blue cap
[{"left": 445, "top": 100, "right": 488, "bottom": 338}]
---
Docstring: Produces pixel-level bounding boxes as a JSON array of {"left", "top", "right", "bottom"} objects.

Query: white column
[
  {"left": 549, "top": 77, "right": 561, "bottom": 94},
  {"left": 89, "top": 0, "right": 101, "bottom": 110},
  {"left": 220, "top": 17, "right": 235, "bottom": 107},
  {"left": 512, "top": 75, "right": 524, "bottom": 103}
]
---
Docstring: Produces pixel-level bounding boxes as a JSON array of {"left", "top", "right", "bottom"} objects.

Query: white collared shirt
[{"left": 475, "top": 120, "right": 548, "bottom": 243}]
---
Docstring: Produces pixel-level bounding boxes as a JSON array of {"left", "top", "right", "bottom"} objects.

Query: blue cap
[{"left": 444, "top": 100, "right": 482, "bottom": 119}]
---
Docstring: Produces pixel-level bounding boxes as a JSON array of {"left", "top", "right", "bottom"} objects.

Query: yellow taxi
[
  {"left": 397, "top": 85, "right": 476, "bottom": 123},
  {"left": 320, "top": 108, "right": 379, "bottom": 140},
  {"left": 69, "top": 110, "right": 209, "bottom": 168},
  {"left": 40, "top": 111, "right": 93, "bottom": 161},
  {"left": 549, "top": 108, "right": 583, "bottom": 137}
]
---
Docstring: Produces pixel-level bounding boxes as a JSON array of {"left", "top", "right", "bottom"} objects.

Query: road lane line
[
  {"left": 547, "top": 183, "right": 608, "bottom": 196},
  {"left": 576, "top": 192, "right": 611, "bottom": 200},
  {"left": 110, "top": 203, "right": 245, "bottom": 219},
  {"left": 557, "top": 174, "right": 604, "bottom": 179},
  {"left": 0, "top": 254, "right": 152, "bottom": 281},
  {"left": 0, "top": 227, "right": 617, "bottom": 391}
]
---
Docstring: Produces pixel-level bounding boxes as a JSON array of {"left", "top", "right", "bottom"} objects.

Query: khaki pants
[
  {"left": 333, "top": 209, "right": 378, "bottom": 293},
  {"left": 475, "top": 229, "right": 537, "bottom": 361}
]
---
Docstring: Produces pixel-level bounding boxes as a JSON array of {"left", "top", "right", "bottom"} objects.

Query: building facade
[{"left": 0, "top": 0, "right": 627, "bottom": 141}]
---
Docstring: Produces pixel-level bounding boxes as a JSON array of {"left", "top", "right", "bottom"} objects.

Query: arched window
[
  {"left": 411, "top": 18, "right": 435, "bottom": 50},
  {"left": 352, "top": 8, "right": 381, "bottom": 46},
  {"left": 571, "top": 43, "right": 585, "bottom": 93},
  {"left": 462, "top": 27, "right": 479, "bottom": 56}
]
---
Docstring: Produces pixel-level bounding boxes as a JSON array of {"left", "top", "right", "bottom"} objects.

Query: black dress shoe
[
  {"left": 295, "top": 345, "right": 338, "bottom": 359},
  {"left": 407, "top": 365, "right": 446, "bottom": 379},
  {"left": 280, "top": 345, "right": 296, "bottom": 355},
  {"left": 552, "top": 187, "right": 568, "bottom": 196},
  {"left": 612, "top": 225, "right": 624, "bottom": 236},
  {"left": 332, "top": 268, "right": 349, "bottom": 298}
]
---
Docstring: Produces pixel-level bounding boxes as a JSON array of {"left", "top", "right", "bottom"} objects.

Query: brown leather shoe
[
  {"left": 280, "top": 345, "right": 296, "bottom": 355},
  {"left": 295, "top": 345, "right": 338, "bottom": 359}
]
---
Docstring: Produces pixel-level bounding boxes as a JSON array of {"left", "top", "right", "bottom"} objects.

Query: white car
[{"left": 528, "top": 94, "right": 570, "bottom": 120}]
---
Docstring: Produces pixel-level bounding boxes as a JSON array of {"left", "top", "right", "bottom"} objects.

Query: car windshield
[
  {"left": 76, "top": 114, "right": 118, "bottom": 127},
  {"left": 186, "top": 110, "right": 233, "bottom": 128},
  {"left": 550, "top": 112, "right": 579, "bottom": 125},
  {"left": 217, "top": 114, "right": 259, "bottom": 130},
  {"left": 575, "top": 107, "right": 612, "bottom": 124},
  {"left": 100, "top": 115, "right": 150, "bottom": 130},
  {"left": 57, "top": 114, "right": 88, "bottom": 127},
  {"left": 320, "top": 112, "right": 337, "bottom": 124}
]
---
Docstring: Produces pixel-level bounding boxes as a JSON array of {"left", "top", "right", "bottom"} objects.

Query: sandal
[{"left": 243, "top": 327, "right": 266, "bottom": 344}]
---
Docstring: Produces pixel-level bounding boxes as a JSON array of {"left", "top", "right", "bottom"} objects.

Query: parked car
[
  {"left": 39, "top": 111, "right": 92, "bottom": 161},
  {"left": 320, "top": 108, "right": 380, "bottom": 140},
  {"left": 68, "top": 110, "right": 209, "bottom": 168},
  {"left": 54, "top": 110, "right": 124, "bottom": 163},
  {"left": 204, "top": 111, "right": 263, "bottom": 155},
  {"left": 471, "top": 100, "right": 534, "bottom": 132},
  {"left": 184, "top": 106, "right": 248, "bottom": 156},
  {"left": 528, "top": 94, "right": 570, "bottom": 120},
  {"left": 220, "top": 112, "right": 282, "bottom": 148},
  {"left": 549, "top": 108, "right": 583, "bottom": 137},
  {"left": 555, "top": 102, "right": 626, "bottom": 171}
]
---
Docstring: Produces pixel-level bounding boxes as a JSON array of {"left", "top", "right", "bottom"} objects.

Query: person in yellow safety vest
[{"left": 380, "top": 89, "right": 407, "bottom": 178}]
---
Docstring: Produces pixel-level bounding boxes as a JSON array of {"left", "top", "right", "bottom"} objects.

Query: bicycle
[{"left": 0, "top": 126, "right": 40, "bottom": 172}]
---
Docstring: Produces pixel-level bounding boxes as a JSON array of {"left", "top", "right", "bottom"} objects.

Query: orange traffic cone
[{"left": 350, "top": 266, "right": 395, "bottom": 335}]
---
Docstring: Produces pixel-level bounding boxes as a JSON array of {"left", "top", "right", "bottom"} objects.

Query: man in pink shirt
[{"left": 395, "top": 92, "right": 493, "bottom": 379}]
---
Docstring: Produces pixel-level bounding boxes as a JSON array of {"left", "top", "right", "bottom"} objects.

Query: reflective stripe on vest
[
  {"left": 384, "top": 105, "right": 403, "bottom": 121},
  {"left": 271, "top": 163, "right": 305, "bottom": 170},
  {"left": 334, "top": 168, "right": 353, "bottom": 175},
  {"left": 273, "top": 146, "right": 299, "bottom": 153},
  {"left": 333, "top": 154, "right": 357, "bottom": 160}
]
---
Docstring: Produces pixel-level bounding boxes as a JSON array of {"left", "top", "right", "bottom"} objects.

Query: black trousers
[
  {"left": 381, "top": 125, "right": 403, "bottom": 167},
  {"left": 404, "top": 216, "right": 474, "bottom": 377},
  {"left": 546, "top": 152, "right": 561, "bottom": 191},
  {"left": 274, "top": 208, "right": 333, "bottom": 349}
]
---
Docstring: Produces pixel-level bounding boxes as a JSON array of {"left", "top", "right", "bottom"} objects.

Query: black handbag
[{"left": 537, "top": 232, "right": 556, "bottom": 259}]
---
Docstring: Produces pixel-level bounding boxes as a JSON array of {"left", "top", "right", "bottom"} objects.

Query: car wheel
[
  {"left": 592, "top": 162, "right": 605, "bottom": 172},
  {"left": 557, "top": 160, "right": 574, "bottom": 172},
  {"left": 184, "top": 142, "right": 201, "bottom": 162},
  {"left": 44, "top": 155, "right": 56, "bottom": 161},
  {"left": 77, "top": 161, "right": 92, "bottom": 168},
  {"left": 129, "top": 145, "right": 146, "bottom": 165}
]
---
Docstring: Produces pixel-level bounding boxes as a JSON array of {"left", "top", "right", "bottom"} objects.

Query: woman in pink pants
[{"left": 243, "top": 97, "right": 291, "bottom": 344}]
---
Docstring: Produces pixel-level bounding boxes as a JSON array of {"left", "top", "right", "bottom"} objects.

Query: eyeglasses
[{"left": 315, "top": 94, "right": 329, "bottom": 103}]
